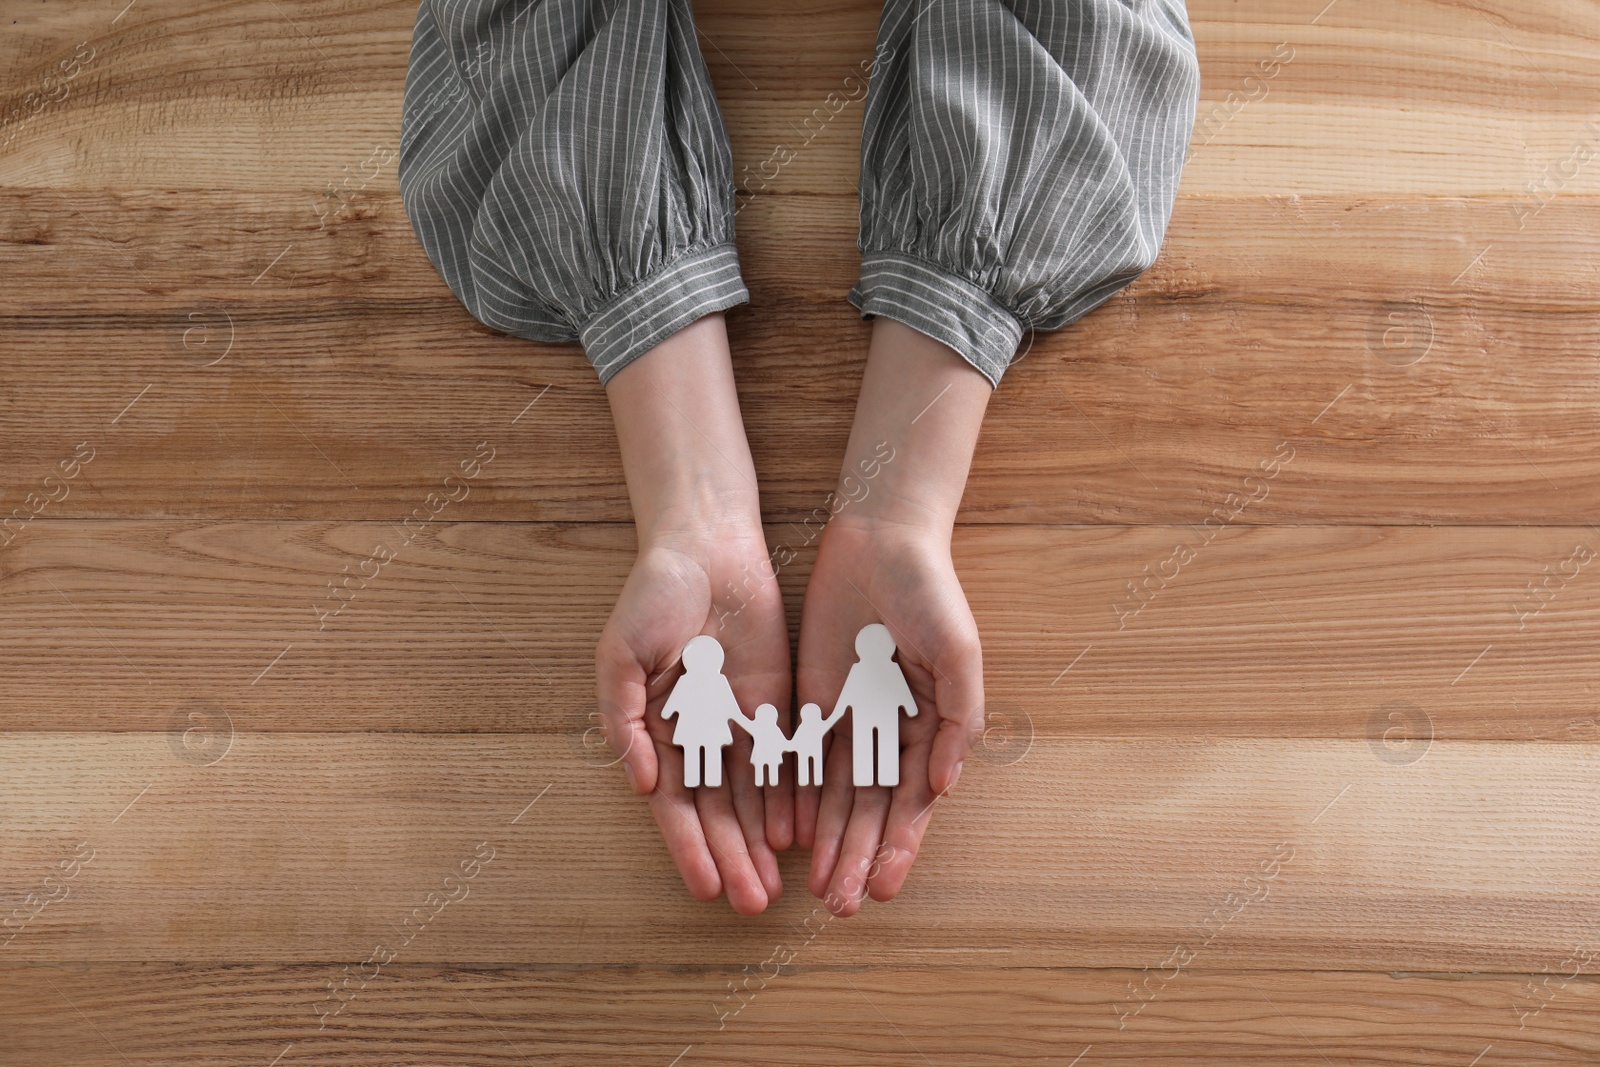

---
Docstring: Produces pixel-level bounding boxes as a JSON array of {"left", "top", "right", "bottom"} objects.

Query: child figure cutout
[
  {"left": 661, "top": 635, "right": 743, "bottom": 788},
  {"left": 835, "top": 623, "right": 918, "bottom": 787},
  {"left": 735, "top": 703, "right": 789, "bottom": 787},
  {"left": 789, "top": 701, "right": 842, "bottom": 787}
]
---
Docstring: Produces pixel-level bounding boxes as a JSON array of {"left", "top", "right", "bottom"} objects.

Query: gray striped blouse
[{"left": 399, "top": 0, "right": 1199, "bottom": 386}]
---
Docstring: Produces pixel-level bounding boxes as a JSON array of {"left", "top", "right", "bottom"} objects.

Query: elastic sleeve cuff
[
  {"left": 847, "top": 251, "right": 1024, "bottom": 387},
  {"left": 581, "top": 244, "right": 750, "bottom": 385}
]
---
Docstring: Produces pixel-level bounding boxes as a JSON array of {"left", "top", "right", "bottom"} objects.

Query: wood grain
[
  {"left": 2, "top": 964, "right": 1593, "bottom": 1066},
  {"left": 3, "top": 520, "right": 1600, "bottom": 738},
  {"left": 1, "top": 734, "right": 1596, "bottom": 970},
  {"left": 4, "top": 0, "right": 1598, "bottom": 1064},
  {"left": 3, "top": 191, "right": 1600, "bottom": 523},
  {"left": 4, "top": 2, "right": 1600, "bottom": 196}
]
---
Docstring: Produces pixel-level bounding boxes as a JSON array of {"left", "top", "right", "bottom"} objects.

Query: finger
[
  {"left": 762, "top": 704, "right": 795, "bottom": 850},
  {"left": 927, "top": 639, "right": 985, "bottom": 796},
  {"left": 795, "top": 655, "right": 850, "bottom": 877},
  {"left": 697, "top": 775, "right": 772, "bottom": 915},
  {"left": 806, "top": 731, "right": 857, "bottom": 900},
  {"left": 725, "top": 729, "right": 783, "bottom": 904},
  {"left": 764, "top": 776, "right": 794, "bottom": 852},
  {"left": 715, "top": 588, "right": 794, "bottom": 856},
  {"left": 823, "top": 785, "right": 891, "bottom": 917},
  {"left": 793, "top": 730, "right": 828, "bottom": 850},
  {"left": 645, "top": 736, "right": 722, "bottom": 901},
  {"left": 866, "top": 728, "right": 939, "bottom": 902},
  {"left": 595, "top": 636, "right": 659, "bottom": 795}
]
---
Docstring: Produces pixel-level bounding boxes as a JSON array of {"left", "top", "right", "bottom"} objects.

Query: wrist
[
  {"left": 831, "top": 318, "right": 992, "bottom": 538},
  {"left": 604, "top": 313, "right": 765, "bottom": 547},
  {"left": 635, "top": 479, "right": 763, "bottom": 550},
  {"left": 827, "top": 507, "right": 952, "bottom": 552},
  {"left": 833, "top": 474, "right": 957, "bottom": 540}
]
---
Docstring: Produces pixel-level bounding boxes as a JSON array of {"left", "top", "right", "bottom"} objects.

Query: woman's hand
[
  {"left": 795, "top": 318, "right": 994, "bottom": 914},
  {"left": 595, "top": 314, "right": 792, "bottom": 915},
  {"left": 796, "top": 513, "right": 983, "bottom": 914},
  {"left": 598, "top": 522, "right": 792, "bottom": 915}
]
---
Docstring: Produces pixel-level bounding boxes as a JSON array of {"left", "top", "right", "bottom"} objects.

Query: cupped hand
[
  {"left": 596, "top": 522, "right": 793, "bottom": 915},
  {"left": 795, "top": 514, "right": 985, "bottom": 915}
]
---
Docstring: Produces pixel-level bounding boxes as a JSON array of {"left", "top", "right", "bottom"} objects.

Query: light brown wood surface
[
  {"left": 5, "top": 520, "right": 1600, "bottom": 737},
  {"left": 3, "top": 0, "right": 1599, "bottom": 1064}
]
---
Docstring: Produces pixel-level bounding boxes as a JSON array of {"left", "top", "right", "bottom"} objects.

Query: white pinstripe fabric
[{"left": 399, "top": 0, "right": 1199, "bottom": 386}]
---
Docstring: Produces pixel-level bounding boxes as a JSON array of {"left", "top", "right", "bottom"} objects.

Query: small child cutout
[
  {"left": 834, "top": 623, "right": 918, "bottom": 787},
  {"left": 735, "top": 703, "right": 789, "bottom": 787},
  {"left": 788, "top": 701, "right": 843, "bottom": 787},
  {"left": 660, "top": 635, "right": 742, "bottom": 788}
]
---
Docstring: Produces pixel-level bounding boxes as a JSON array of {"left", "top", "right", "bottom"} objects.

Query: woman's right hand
[
  {"left": 594, "top": 313, "right": 792, "bottom": 915},
  {"left": 596, "top": 522, "right": 793, "bottom": 915}
]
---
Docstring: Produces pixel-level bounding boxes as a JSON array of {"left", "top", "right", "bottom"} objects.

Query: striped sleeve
[
  {"left": 398, "top": 0, "right": 749, "bottom": 384},
  {"left": 849, "top": 0, "right": 1201, "bottom": 386}
]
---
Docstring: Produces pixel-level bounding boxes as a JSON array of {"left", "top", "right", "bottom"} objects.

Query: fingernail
[
  {"left": 624, "top": 762, "right": 639, "bottom": 791},
  {"left": 950, "top": 761, "right": 964, "bottom": 789}
]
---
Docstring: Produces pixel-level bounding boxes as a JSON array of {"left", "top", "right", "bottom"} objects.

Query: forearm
[
  {"left": 596, "top": 312, "right": 792, "bottom": 909},
  {"left": 835, "top": 319, "right": 993, "bottom": 538},
  {"left": 604, "top": 313, "right": 763, "bottom": 544}
]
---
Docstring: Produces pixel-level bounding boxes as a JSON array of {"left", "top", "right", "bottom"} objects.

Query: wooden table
[{"left": 2, "top": 1, "right": 1597, "bottom": 1062}]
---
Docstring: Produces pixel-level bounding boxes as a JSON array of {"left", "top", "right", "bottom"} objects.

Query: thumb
[
  {"left": 595, "top": 637, "right": 659, "bottom": 795},
  {"left": 927, "top": 640, "right": 984, "bottom": 795}
]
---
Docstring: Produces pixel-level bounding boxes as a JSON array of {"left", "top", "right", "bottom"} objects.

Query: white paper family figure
[
  {"left": 737, "top": 703, "right": 789, "bottom": 787},
  {"left": 835, "top": 623, "right": 919, "bottom": 787},
  {"left": 660, "top": 635, "right": 742, "bottom": 788},
  {"left": 789, "top": 701, "right": 843, "bottom": 786},
  {"left": 661, "top": 624, "right": 916, "bottom": 790}
]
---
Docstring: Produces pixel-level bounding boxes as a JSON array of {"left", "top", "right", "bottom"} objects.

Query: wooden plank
[
  {"left": 3, "top": 191, "right": 1600, "bottom": 523},
  {"left": 3, "top": 521, "right": 1600, "bottom": 739},
  {"left": 1, "top": 734, "right": 1595, "bottom": 968},
  {"left": 5, "top": 3, "right": 1596, "bottom": 1066},
  {"left": 3, "top": 2, "right": 1599, "bottom": 196},
  {"left": 0, "top": 964, "right": 1593, "bottom": 1066}
]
